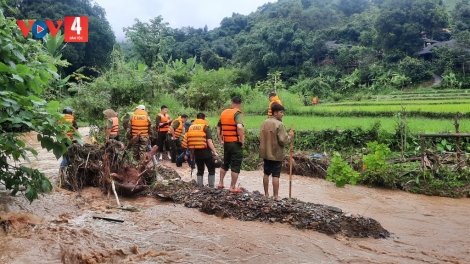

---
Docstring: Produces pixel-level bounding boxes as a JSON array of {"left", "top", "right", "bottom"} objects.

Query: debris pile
[
  {"left": 154, "top": 182, "right": 389, "bottom": 238},
  {"left": 60, "top": 140, "right": 180, "bottom": 196},
  {"left": 281, "top": 153, "right": 330, "bottom": 178}
]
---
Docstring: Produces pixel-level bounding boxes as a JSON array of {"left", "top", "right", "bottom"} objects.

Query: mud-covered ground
[{"left": 1, "top": 128, "right": 469, "bottom": 263}]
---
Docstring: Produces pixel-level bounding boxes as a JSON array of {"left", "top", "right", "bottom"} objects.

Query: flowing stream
[{"left": 0, "top": 128, "right": 468, "bottom": 263}]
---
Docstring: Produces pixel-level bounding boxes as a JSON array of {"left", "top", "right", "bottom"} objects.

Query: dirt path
[{"left": 1, "top": 128, "right": 469, "bottom": 263}]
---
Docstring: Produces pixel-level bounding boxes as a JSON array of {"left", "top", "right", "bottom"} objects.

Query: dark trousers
[
  {"left": 176, "top": 149, "right": 195, "bottom": 168},
  {"left": 170, "top": 138, "right": 183, "bottom": 162},
  {"left": 196, "top": 156, "right": 215, "bottom": 176},
  {"left": 157, "top": 132, "right": 170, "bottom": 153}
]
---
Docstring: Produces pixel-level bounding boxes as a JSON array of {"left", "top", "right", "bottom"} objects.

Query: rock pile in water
[{"left": 153, "top": 182, "right": 389, "bottom": 239}]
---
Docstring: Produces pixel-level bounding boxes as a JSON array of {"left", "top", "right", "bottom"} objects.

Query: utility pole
[{"left": 274, "top": 74, "right": 277, "bottom": 93}]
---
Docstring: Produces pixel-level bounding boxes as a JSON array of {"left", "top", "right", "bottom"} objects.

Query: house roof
[
  {"left": 418, "top": 39, "right": 456, "bottom": 55},
  {"left": 423, "top": 38, "right": 439, "bottom": 44}
]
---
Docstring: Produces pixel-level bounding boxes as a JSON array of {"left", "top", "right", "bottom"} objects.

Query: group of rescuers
[{"left": 62, "top": 92, "right": 294, "bottom": 199}]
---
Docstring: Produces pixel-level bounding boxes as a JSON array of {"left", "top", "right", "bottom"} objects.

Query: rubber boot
[
  {"left": 197, "top": 175, "right": 204, "bottom": 187},
  {"left": 208, "top": 175, "right": 215, "bottom": 188}
]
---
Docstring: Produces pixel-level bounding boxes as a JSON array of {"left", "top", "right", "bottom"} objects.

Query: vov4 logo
[{"left": 16, "top": 16, "right": 88, "bottom": 42}]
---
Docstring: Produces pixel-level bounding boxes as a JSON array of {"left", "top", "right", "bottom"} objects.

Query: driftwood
[{"left": 280, "top": 153, "right": 330, "bottom": 178}]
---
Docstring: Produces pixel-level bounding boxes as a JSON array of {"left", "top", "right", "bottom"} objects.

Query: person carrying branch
[
  {"left": 267, "top": 92, "right": 283, "bottom": 118},
  {"left": 128, "top": 105, "right": 152, "bottom": 161},
  {"left": 186, "top": 113, "right": 219, "bottom": 187},
  {"left": 156, "top": 105, "right": 172, "bottom": 160},
  {"left": 259, "top": 103, "right": 294, "bottom": 199}
]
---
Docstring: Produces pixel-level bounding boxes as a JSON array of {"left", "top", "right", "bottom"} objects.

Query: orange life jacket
[
  {"left": 268, "top": 95, "right": 282, "bottom": 117},
  {"left": 62, "top": 114, "right": 76, "bottom": 140},
  {"left": 171, "top": 116, "right": 184, "bottom": 138},
  {"left": 131, "top": 109, "right": 149, "bottom": 137},
  {"left": 157, "top": 113, "right": 170, "bottom": 133},
  {"left": 312, "top": 96, "right": 318, "bottom": 104},
  {"left": 109, "top": 117, "right": 119, "bottom": 135},
  {"left": 182, "top": 133, "right": 188, "bottom": 149},
  {"left": 220, "top": 108, "right": 243, "bottom": 143},
  {"left": 186, "top": 119, "right": 207, "bottom": 149}
]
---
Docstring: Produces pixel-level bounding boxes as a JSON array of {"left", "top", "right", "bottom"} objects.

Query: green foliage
[
  {"left": 124, "top": 16, "right": 174, "bottom": 67},
  {"left": 360, "top": 162, "right": 421, "bottom": 190},
  {"left": 362, "top": 141, "right": 391, "bottom": 171},
  {"left": 187, "top": 67, "right": 238, "bottom": 110},
  {"left": 0, "top": 10, "right": 75, "bottom": 202},
  {"left": 396, "top": 57, "right": 433, "bottom": 84},
  {"left": 326, "top": 152, "right": 361, "bottom": 187},
  {"left": 453, "top": 0, "right": 470, "bottom": 32},
  {"left": 375, "top": 0, "right": 449, "bottom": 56},
  {"left": 436, "top": 139, "right": 454, "bottom": 151},
  {"left": 290, "top": 75, "right": 331, "bottom": 98}
]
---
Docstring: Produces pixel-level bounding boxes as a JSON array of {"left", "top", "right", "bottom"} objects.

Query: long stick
[
  {"left": 92, "top": 216, "right": 124, "bottom": 223},
  {"left": 289, "top": 124, "right": 294, "bottom": 198},
  {"left": 111, "top": 180, "right": 121, "bottom": 207}
]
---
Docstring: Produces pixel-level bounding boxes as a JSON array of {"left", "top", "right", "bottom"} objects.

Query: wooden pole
[{"left": 289, "top": 124, "right": 294, "bottom": 198}]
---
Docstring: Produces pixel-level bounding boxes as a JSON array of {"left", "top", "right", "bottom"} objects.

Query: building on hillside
[{"left": 418, "top": 39, "right": 456, "bottom": 61}]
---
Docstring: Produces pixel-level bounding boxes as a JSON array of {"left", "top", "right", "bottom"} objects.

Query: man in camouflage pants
[{"left": 127, "top": 105, "right": 152, "bottom": 161}]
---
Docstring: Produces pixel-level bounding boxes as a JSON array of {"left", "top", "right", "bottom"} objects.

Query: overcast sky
[{"left": 92, "top": 0, "right": 272, "bottom": 41}]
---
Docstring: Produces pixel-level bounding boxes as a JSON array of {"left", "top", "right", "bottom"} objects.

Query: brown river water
[{"left": 0, "top": 128, "right": 469, "bottom": 264}]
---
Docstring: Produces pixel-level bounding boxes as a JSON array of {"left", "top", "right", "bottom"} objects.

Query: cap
[{"left": 136, "top": 104, "right": 145, "bottom": 110}]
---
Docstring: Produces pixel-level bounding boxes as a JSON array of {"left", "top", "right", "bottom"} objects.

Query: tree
[
  {"left": 453, "top": 31, "right": 470, "bottom": 78},
  {"left": 200, "top": 49, "right": 223, "bottom": 70},
  {"left": 375, "top": 0, "right": 449, "bottom": 59},
  {"left": 337, "top": 0, "right": 370, "bottom": 17},
  {"left": 453, "top": 0, "right": 470, "bottom": 32},
  {"left": 0, "top": 10, "right": 77, "bottom": 202},
  {"left": 124, "top": 16, "right": 175, "bottom": 67}
]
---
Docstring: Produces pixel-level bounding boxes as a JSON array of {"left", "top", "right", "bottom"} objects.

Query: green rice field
[
  {"left": 207, "top": 116, "right": 470, "bottom": 133},
  {"left": 207, "top": 90, "right": 470, "bottom": 133},
  {"left": 298, "top": 102, "right": 470, "bottom": 113}
]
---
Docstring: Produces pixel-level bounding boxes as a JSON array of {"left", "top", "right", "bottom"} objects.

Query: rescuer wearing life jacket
[
  {"left": 312, "top": 96, "right": 318, "bottom": 106},
  {"left": 128, "top": 104, "right": 152, "bottom": 161},
  {"left": 267, "top": 92, "right": 283, "bottom": 118},
  {"left": 185, "top": 113, "right": 219, "bottom": 187},
  {"left": 103, "top": 109, "right": 119, "bottom": 141},
  {"left": 168, "top": 114, "right": 188, "bottom": 163},
  {"left": 156, "top": 105, "right": 172, "bottom": 160},
  {"left": 60, "top": 107, "right": 79, "bottom": 167},
  {"left": 217, "top": 96, "right": 245, "bottom": 193}
]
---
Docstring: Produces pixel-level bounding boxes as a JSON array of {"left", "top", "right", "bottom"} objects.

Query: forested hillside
[
  {"left": 3, "top": 0, "right": 470, "bottom": 116},
  {"left": 136, "top": 0, "right": 469, "bottom": 92}
]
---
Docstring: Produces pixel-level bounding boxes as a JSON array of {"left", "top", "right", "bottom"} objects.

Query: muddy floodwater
[{"left": 1, "top": 128, "right": 469, "bottom": 263}]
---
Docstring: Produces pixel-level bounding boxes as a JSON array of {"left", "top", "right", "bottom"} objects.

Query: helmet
[
  {"left": 136, "top": 104, "right": 146, "bottom": 110},
  {"left": 63, "top": 108, "right": 73, "bottom": 114},
  {"left": 213, "top": 156, "right": 222, "bottom": 168}
]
